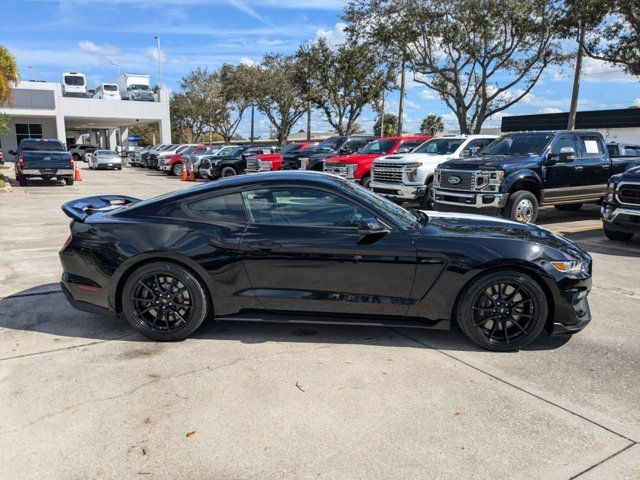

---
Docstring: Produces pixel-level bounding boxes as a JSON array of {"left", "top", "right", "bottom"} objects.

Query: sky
[{"left": 3, "top": 0, "right": 640, "bottom": 138}]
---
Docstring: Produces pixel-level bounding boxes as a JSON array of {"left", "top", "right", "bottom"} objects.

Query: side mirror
[
  {"left": 461, "top": 146, "right": 480, "bottom": 157},
  {"left": 357, "top": 217, "right": 390, "bottom": 236}
]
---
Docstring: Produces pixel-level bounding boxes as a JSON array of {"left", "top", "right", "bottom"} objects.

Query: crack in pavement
[{"left": 569, "top": 441, "right": 637, "bottom": 479}]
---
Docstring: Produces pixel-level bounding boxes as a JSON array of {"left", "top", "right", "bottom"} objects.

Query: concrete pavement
[{"left": 1, "top": 165, "right": 638, "bottom": 479}]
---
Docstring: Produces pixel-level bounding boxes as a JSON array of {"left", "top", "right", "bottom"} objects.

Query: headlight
[
  {"left": 403, "top": 162, "right": 422, "bottom": 182},
  {"left": 550, "top": 260, "right": 584, "bottom": 274},
  {"left": 475, "top": 170, "right": 505, "bottom": 191},
  {"left": 606, "top": 181, "right": 616, "bottom": 202}
]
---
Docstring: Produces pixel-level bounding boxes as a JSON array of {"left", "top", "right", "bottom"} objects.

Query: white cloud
[
  {"left": 552, "top": 57, "right": 639, "bottom": 84},
  {"left": 418, "top": 89, "right": 439, "bottom": 101},
  {"left": 316, "top": 22, "right": 346, "bottom": 47},
  {"left": 145, "top": 47, "right": 168, "bottom": 64},
  {"left": 539, "top": 107, "right": 562, "bottom": 114},
  {"left": 635, "top": 99, "right": 640, "bottom": 107},
  {"left": 225, "top": 0, "right": 272, "bottom": 25},
  {"left": 239, "top": 56, "right": 258, "bottom": 66},
  {"left": 78, "top": 40, "right": 120, "bottom": 57}
]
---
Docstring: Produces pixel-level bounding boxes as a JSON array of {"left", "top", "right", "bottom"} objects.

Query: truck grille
[
  {"left": 372, "top": 163, "right": 404, "bottom": 183},
  {"left": 246, "top": 157, "right": 259, "bottom": 170},
  {"left": 618, "top": 183, "right": 640, "bottom": 205},
  {"left": 439, "top": 170, "right": 475, "bottom": 191}
]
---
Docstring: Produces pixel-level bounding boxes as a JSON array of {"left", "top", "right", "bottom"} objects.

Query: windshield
[
  {"left": 96, "top": 150, "right": 117, "bottom": 155},
  {"left": 130, "top": 84, "right": 150, "bottom": 91},
  {"left": 482, "top": 133, "right": 554, "bottom": 156},
  {"left": 219, "top": 147, "right": 245, "bottom": 156},
  {"left": 316, "top": 137, "right": 345, "bottom": 151},
  {"left": 340, "top": 180, "right": 420, "bottom": 229},
  {"left": 176, "top": 145, "right": 192, "bottom": 154},
  {"left": 64, "top": 75, "right": 85, "bottom": 86},
  {"left": 215, "top": 146, "right": 235, "bottom": 155},
  {"left": 103, "top": 84, "right": 118, "bottom": 91},
  {"left": 20, "top": 140, "right": 65, "bottom": 151},
  {"left": 413, "top": 138, "right": 464, "bottom": 155},
  {"left": 281, "top": 143, "right": 303, "bottom": 154},
  {"left": 360, "top": 139, "right": 396, "bottom": 154}
]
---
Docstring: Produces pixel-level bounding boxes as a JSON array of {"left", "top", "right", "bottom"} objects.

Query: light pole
[{"left": 154, "top": 35, "right": 163, "bottom": 89}]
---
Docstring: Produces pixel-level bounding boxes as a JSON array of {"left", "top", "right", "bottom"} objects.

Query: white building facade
[{"left": 0, "top": 81, "right": 171, "bottom": 155}]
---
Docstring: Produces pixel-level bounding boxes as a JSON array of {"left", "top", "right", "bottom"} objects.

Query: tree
[
  {"left": 0, "top": 45, "right": 19, "bottom": 106},
  {"left": 374, "top": 113, "right": 398, "bottom": 136},
  {"left": 253, "top": 54, "right": 307, "bottom": 146},
  {"left": 296, "top": 38, "right": 393, "bottom": 135},
  {"left": 129, "top": 123, "right": 159, "bottom": 147},
  {"left": 214, "top": 64, "right": 253, "bottom": 143},
  {"left": 343, "top": 0, "right": 565, "bottom": 134},
  {"left": 420, "top": 114, "right": 444, "bottom": 135}
]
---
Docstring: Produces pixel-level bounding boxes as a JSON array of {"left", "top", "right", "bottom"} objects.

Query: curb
[{"left": 0, "top": 173, "right": 12, "bottom": 193}]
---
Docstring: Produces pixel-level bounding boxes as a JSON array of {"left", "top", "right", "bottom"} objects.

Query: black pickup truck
[
  {"left": 433, "top": 130, "right": 640, "bottom": 223},
  {"left": 10, "top": 138, "right": 75, "bottom": 186},
  {"left": 281, "top": 135, "right": 375, "bottom": 171},
  {"left": 601, "top": 165, "right": 640, "bottom": 241}
]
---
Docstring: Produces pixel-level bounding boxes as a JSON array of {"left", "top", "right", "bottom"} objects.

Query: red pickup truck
[
  {"left": 323, "top": 136, "right": 430, "bottom": 188},
  {"left": 245, "top": 141, "right": 318, "bottom": 173}
]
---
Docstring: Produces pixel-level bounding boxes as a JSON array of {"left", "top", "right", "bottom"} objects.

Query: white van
[
  {"left": 92, "top": 83, "right": 120, "bottom": 100},
  {"left": 62, "top": 72, "right": 88, "bottom": 97}
]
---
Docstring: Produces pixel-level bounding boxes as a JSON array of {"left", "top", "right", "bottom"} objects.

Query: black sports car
[{"left": 59, "top": 172, "right": 592, "bottom": 351}]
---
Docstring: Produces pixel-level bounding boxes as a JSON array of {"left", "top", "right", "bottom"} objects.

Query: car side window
[
  {"left": 396, "top": 141, "right": 423, "bottom": 154},
  {"left": 241, "top": 188, "right": 369, "bottom": 228},
  {"left": 577, "top": 135, "right": 604, "bottom": 157},
  {"left": 551, "top": 135, "right": 577, "bottom": 154},
  {"left": 183, "top": 193, "right": 247, "bottom": 223}
]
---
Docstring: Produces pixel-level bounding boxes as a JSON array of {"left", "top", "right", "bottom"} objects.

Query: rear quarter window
[{"left": 182, "top": 193, "right": 247, "bottom": 223}]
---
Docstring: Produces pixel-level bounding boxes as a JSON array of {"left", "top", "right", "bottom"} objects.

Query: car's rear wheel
[
  {"left": 456, "top": 270, "right": 548, "bottom": 351},
  {"left": 220, "top": 166, "right": 236, "bottom": 177},
  {"left": 122, "top": 262, "right": 210, "bottom": 341},
  {"left": 603, "top": 224, "right": 634, "bottom": 241},
  {"left": 65, "top": 177, "right": 74, "bottom": 185},
  {"left": 555, "top": 203, "right": 583, "bottom": 212},
  {"left": 17, "top": 175, "right": 28, "bottom": 186}
]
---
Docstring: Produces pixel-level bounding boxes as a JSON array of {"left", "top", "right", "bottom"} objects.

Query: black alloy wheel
[
  {"left": 456, "top": 270, "right": 547, "bottom": 351},
  {"left": 220, "top": 166, "right": 237, "bottom": 177},
  {"left": 122, "top": 262, "right": 209, "bottom": 340}
]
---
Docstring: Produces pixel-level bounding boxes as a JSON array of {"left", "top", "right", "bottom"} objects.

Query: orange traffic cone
[
  {"left": 181, "top": 164, "right": 188, "bottom": 181},
  {"left": 74, "top": 162, "right": 82, "bottom": 181},
  {"left": 189, "top": 164, "right": 196, "bottom": 181}
]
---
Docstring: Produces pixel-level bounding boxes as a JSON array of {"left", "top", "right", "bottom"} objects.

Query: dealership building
[{"left": 0, "top": 81, "right": 171, "bottom": 155}]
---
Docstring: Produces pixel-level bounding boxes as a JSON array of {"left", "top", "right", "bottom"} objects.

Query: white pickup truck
[{"left": 370, "top": 135, "right": 497, "bottom": 208}]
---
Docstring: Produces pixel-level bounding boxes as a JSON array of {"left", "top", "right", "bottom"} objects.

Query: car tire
[
  {"left": 65, "top": 177, "right": 74, "bottom": 186},
  {"left": 555, "top": 203, "right": 583, "bottom": 212},
  {"left": 603, "top": 224, "right": 634, "bottom": 241},
  {"left": 456, "top": 270, "right": 548, "bottom": 351},
  {"left": 220, "top": 166, "right": 236, "bottom": 177},
  {"left": 504, "top": 190, "right": 538, "bottom": 223},
  {"left": 72, "top": 153, "right": 80, "bottom": 162},
  {"left": 121, "top": 262, "right": 210, "bottom": 341},
  {"left": 18, "top": 175, "right": 28, "bottom": 187},
  {"left": 171, "top": 163, "right": 183, "bottom": 176},
  {"left": 419, "top": 180, "right": 435, "bottom": 210}
]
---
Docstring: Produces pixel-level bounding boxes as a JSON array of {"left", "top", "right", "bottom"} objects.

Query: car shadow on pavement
[
  {"left": 7, "top": 177, "right": 69, "bottom": 187},
  {"left": 0, "top": 283, "right": 572, "bottom": 353}
]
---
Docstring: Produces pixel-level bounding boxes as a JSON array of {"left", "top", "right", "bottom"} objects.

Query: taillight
[
  {"left": 69, "top": 153, "right": 74, "bottom": 167},
  {"left": 18, "top": 155, "right": 24, "bottom": 167}
]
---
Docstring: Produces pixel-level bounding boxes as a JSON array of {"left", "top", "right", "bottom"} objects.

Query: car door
[
  {"left": 544, "top": 134, "right": 579, "bottom": 191},
  {"left": 239, "top": 186, "right": 418, "bottom": 317},
  {"left": 575, "top": 134, "right": 609, "bottom": 189}
]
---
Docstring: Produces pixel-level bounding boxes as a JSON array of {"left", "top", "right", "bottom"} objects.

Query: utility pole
[
  {"left": 306, "top": 100, "right": 312, "bottom": 141},
  {"left": 380, "top": 91, "right": 385, "bottom": 138},
  {"left": 567, "top": 22, "right": 584, "bottom": 130},
  {"left": 154, "top": 35, "right": 163, "bottom": 89},
  {"left": 398, "top": 56, "right": 406, "bottom": 135},
  {"left": 250, "top": 102, "right": 255, "bottom": 142}
]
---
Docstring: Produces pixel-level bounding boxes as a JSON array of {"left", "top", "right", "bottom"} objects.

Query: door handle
[{"left": 247, "top": 240, "right": 281, "bottom": 251}]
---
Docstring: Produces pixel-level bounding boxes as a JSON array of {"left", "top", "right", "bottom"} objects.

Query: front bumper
[
  {"left": 601, "top": 202, "right": 640, "bottom": 234},
  {"left": 371, "top": 181, "right": 426, "bottom": 200},
  {"left": 434, "top": 188, "right": 509, "bottom": 209}
]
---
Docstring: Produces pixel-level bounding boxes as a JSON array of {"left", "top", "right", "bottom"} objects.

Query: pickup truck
[
  {"left": 199, "top": 145, "right": 279, "bottom": 180},
  {"left": 601, "top": 165, "right": 640, "bottom": 241},
  {"left": 370, "top": 135, "right": 497, "bottom": 208},
  {"left": 324, "top": 136, "right": 429, "bottom": 188},
  {"left": 433, "top": 130, "right": 640, "bottom": 223},
  {"left": 607, "top": 142, "right": 640, "bottom": 158},
  {"left": 280, "top": 135, "right": 375, "bottom": 171},
  {"left": 246, "top": 141, "right": 318, "bottom": 173},
  {"left": 10, "top": 138, "right": 75, "bottom": 186}
]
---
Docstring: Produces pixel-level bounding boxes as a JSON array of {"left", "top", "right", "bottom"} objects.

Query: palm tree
[
  {"left": 0, "top": 45, "right": 19, "bottom": 106},
  {"left": 420, "top": 114, "right": 444, "bottom": 136}
]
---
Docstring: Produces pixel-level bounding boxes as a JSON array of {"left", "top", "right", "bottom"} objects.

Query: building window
[{"left": 16, "top": 123, "right": 43, "bottom": 145}]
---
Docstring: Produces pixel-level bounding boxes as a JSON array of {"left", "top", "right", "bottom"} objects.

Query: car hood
[
  {"left": 326, "top": 153, "right": 378, "bottom": 164},
  {"left": 376, "top": 152, "right": 454, "bottom": 163},
  {"left": 413, "top": 211, "right": 588, "bottom": 259},
  {"left": 442, "top": 154, "right": 541, "bottom": 171},
  {"left": 612, "top": 164, "right": 640, "bottom": 182},
  {"left": 255, "top": 153, "right": 282, "bottom": 161}
]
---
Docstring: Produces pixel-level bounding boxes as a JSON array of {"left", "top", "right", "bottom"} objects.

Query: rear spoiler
[{"left": 61, "top": 195, "right": 140, "bottom": 222}]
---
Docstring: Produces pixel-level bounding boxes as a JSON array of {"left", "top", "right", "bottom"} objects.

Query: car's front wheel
[
  {"left": 456, "top": 270, "right": 548, "bottom": 351},
  {"left": 171, "top": 163, "right": 183, "bottom": 176},
  {"left": 220, "top": 166, "right": 237, "bottom": 177},
  {"left": 504, "top": 190, "right": 538, "bottom": 223},
  {"left": 121, "top": 262, "right": 210, "bottom": 341}
]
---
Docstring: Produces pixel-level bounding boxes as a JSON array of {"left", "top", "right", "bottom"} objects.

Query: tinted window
[
  {"left": 19, "top": 139, "right": 65, "bottom": 151},
  {"left": 551, "top": 136, "right": 577, "bottom": 154},
  {"left": 281, "top": 144, "right": 303, "bottom": 154},
  {"left": 360, "top": 139, "right": 396, "bottom": 154},
  {"left": 395, "top": 141, "right": 424, "bottom": 154},
  {"left": 316, "top": 137, "right": 345, "bottom": 151},
  {"left": 184, "top": 193, "right": 247, "bottom": 223},
  {"left": 413, "top": 138, "right": 464, "bottom": 155},
  {"left": 64, "top": 75, "right": 85, "bottom": 86},
  {"left": 578, "top": 136, "right": 604, "bottom": 157},
  {"left": 607, "top": 145, "right": 618, "bottom": 156},
  {"left": 466, "top": 138, "right": 494, "bottom": 151},
  {"left": 103, "top": 84, "right": 118, "bottom": 91},
  {"left": 95, "top": 150, "right": 117, "bottom": 155},
  {"left": 482, "top": 133, "right": 553, "bottom": 156},
  {"left": 241, "top": 188, "right": 369, "bottom": 227}
]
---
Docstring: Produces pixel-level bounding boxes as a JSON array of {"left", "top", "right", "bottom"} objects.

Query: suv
[
  {"left": 433, "top": 131, "right": 640, "bottom": 223},
  {"left": 324, "top": 136, "right": 429, "bottom": 188},
  {"left": 371, "top": 135, "right": 497, "bottom": 208},
  {"left": 280, "top": 135, "right": 376, "bottom": 171},
  {"left": 601, "top": 165, "right": 640, "bottom": 241},
  {"left": 246, "top": 142, "right": 318, "bottom": 173}
]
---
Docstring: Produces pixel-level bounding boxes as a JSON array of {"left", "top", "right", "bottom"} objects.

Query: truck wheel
[
  {"left": 603, "top": 224, "right": 633, "bottom": 241},
  {"left": 18, "top": 175, "right": 28, "bottom": 187},
  {"left": 65, "top": 177, "right": 75, "bottom": 186},
  {"left": 419, "top": 179, "right": 435, "bottom": 210},
  {"left": 220, "top": 166, "right": 236, "bottom": 177},
  {"left": 504, "top": 191, "right": 538, "bottom": 223},
  {"left": 171, "top": 163, "right": 183, "bottom": 176},
  {"left": 555, "top": 203, "right": 583, "bottom": 212}
]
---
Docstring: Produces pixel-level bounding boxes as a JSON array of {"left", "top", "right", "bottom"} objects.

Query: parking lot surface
[{"left": 1, "top": 165, "right": 639, "bottom": 479}]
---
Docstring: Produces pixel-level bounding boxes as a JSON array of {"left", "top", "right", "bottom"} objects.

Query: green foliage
[
  {"left": 295, "top": 38, "right": 393, "bottom": 135},
  {"left": 129, "top": 123, "right": 158, "bottom": 147},
  {"left": 373, "top": 113, "right": 398, "bottom": 136},
  {"left": 0, "top": 45, "right": 19, "bottom": 106},
  {"left": 0, "top": 113, "right": 11, "bottom": 136},
  {"left": 420, "top": 114, "right": 444, "bottom": 135}
]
